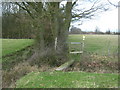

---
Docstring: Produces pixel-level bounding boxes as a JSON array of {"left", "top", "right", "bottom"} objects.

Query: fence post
[
  {"left": 55, "top": 37, "right": 57, "bottom": 50},
  {"left": 82, "top": 35, "right": 85, "bottom": 51}
]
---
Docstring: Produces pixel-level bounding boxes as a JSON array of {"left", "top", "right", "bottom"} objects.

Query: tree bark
[{"left": 56, "top": 2, "right": 72, "bottom": 60}]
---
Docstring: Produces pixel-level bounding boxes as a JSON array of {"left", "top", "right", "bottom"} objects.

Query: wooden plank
[
  {"left": 70, "top": 42, "right": 82, "bottom": 44},
  {"left": 55, "top": 60, "right": 75, "bottom": 71},
  {"left": 70, "top": 51, "right": 83, "bottom": 54}
]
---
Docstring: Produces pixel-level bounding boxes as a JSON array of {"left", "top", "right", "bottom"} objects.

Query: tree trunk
[{"left": 56, "top": 2, "right": 72, "bottom": 60}]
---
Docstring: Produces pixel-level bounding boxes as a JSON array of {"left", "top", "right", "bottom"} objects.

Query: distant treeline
[
  {"left": 73, "top": 31, "right": 120, "bottom": 35},
  {"left": 2, "top": 12, "right": 34, "bottom": 39},
  {"left": 69, "top": 26, "right": 119, "bottom": 35}
]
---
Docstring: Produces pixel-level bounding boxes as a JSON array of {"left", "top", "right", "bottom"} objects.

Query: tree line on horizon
[{"left": 69, "top": 26, "right": 119, "bottom": 35}]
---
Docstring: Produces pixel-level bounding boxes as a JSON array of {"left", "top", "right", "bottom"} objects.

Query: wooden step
[
  {"left": 55, "top": 60, "right": 75, "bottom": 71},
  {"left": 70, "top": 51, "right": 83, "bottom": 54}
]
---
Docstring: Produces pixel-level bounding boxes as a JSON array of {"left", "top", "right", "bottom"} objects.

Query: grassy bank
[{"left": 16, "top": 71, "right": 118, "bottom": 88}]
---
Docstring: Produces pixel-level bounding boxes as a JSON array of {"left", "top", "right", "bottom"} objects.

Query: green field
[
  {"left": 2, "top": 39, "right": 34, "bottom": 56},
  {"left": 16, "top": 71, "right": 118, "bottom": 88},
  {"left": 2, "top": 35, "right": 118, "bottom": 57},
  {"left": 69, "top": 35, "right": 118, "bottom": 55},
  {"left": 2, "top": 35, "right": 118, "bottom": 88}
]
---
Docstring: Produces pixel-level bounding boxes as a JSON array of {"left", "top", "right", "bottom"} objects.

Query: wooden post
[
  {"left": 55, "top": 37, "right": 57, "bottom": 50},
  {"left": 108, "top": 40, "right": 110, "bottom": 56},
  {"left": 82, "top": 35, "right": 85, "bottom": 51}
]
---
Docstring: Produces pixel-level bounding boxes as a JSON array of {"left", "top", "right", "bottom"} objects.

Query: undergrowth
[{"left": 66, "top": 52, "right": 118, "bottom": 73}]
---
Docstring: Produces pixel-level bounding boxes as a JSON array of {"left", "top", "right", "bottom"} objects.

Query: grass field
[
  {"left": 16, "top": 71, "right": 118, "bottom": 88},
  {"left": 2, "top": 39, "right": 34, "bottom": 56},
  {"left": 2, "top": 35, "right": 118, "bottom": 88},
  {"left": 69, "top": 35, "right": 118, "bottom": 55},
  {"left": 2, "top": 35, "right": 118, "bottom": 56}
]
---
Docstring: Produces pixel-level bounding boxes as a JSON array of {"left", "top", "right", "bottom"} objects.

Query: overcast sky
[
  {"left": 72, "top": 8, "right": 118, "bottom": 32},
  {"left": 71, "top": 0, "right": 118, "bottom": 32},
  {"left": 0, "top": 2, "right": 1, "bottom": 16}
]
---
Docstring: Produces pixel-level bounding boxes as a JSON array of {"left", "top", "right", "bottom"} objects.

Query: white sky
[
  {"left": 0, "top": 2, "right": 1, "bottom": 16},
  {"left": 71, "top": 0, "right": 119, "bottom": 32},
  {"left": 73, "top": 8, "right": 118, "bottom": 32}
]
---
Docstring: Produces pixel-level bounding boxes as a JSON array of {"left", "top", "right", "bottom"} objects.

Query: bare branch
[
  {"left": 72, "top": 1, "right": 108, "bottom": 20},
  {"left": 15, "top": 2, "right": 34, "bottom": 19},
  {"left": 72, "top": 0, "right": 78, "bottom": 7},
  {"left": 107, "top": 0, "right": 120, "bottom": 8},
  {"left": 26, "top": 2, "right": 43, "bottom": 13}
]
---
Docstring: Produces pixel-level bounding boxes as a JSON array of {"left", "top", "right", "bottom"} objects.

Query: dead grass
[
  {"left": 2, "top": 62, "right": 39, "bottom": 88},
  {"left": 66, "top": 52, "right": 118, "bottom": 73}
]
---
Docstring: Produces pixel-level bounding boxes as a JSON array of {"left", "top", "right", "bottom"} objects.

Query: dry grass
[
  {"left": 2, "top": 62, "right": 38, "bottom": 88},
  {"left": 66, "top": 52, "right": 118, "bottom": 73}
]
